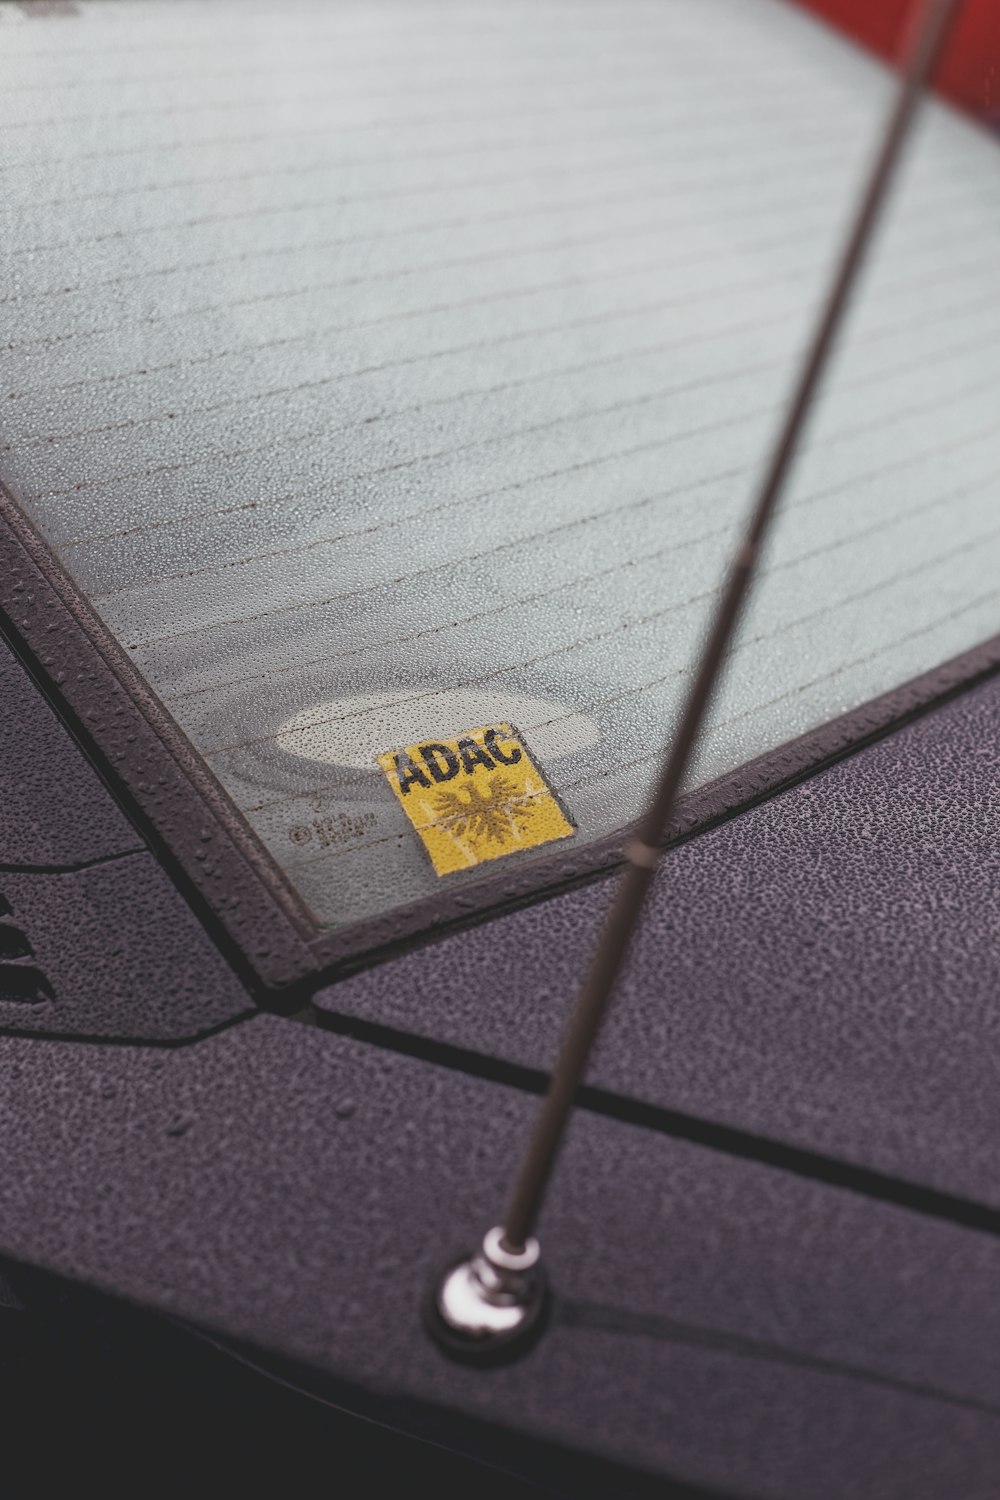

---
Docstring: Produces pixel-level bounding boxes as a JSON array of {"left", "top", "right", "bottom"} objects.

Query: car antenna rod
[{"left": 427, "top": 0, "right": 967, "bottom": 1361}]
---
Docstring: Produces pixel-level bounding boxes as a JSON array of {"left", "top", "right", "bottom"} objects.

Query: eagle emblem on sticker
[{"left": 378, "top": 723, "right": 574, "bottom": 875}]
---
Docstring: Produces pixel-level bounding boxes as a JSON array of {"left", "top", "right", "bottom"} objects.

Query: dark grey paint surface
[
  {"left": 0, "top": 633, "right": 141, "bottom": 869},
  {"left": 4, "top": 565, "right": 1000, "bottom": 1493},
  {"left": 0, "top": 636, "right": 252, "bottom": 1040},
  {"left": 0, "top": 857, "right": 253, "bottom": 1040},
  {"left": 322, "top": 671, "right": 1000, "bottom": 1208},
  {"left": 0, "top": 1016, "right": 997, "bottom": 1500}
]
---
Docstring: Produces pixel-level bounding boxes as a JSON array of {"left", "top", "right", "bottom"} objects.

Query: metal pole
[{"left": 430, "top": 0, "right": 966, "bottom": 1357}]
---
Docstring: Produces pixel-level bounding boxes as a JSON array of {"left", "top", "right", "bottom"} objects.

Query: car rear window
[{"left": 2, "top": 0, "right": 999, "bottom": 930}]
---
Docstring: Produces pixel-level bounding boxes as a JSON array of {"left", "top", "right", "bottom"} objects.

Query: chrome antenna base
[{"left": 427, "top": 1226, "right": 549, "bottom": 1363}]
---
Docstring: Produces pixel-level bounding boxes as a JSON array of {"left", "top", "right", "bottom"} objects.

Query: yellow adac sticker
[{"left": 378, "top": 723, "right": 574, "bottom": 876}]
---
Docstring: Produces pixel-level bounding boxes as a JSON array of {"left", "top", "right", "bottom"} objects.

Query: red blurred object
[{"left": 797, "top": 0, "right": 1000, "bottom": 116}]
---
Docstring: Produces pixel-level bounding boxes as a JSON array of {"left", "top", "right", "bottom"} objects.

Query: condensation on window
[{"left": 2, "top": 0, "right": 1000, "bottom": 929}]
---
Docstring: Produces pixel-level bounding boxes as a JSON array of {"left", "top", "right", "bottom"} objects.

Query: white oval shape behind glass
[{"left": 275, "top": 689, "right": 600, "bottom": 769}]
